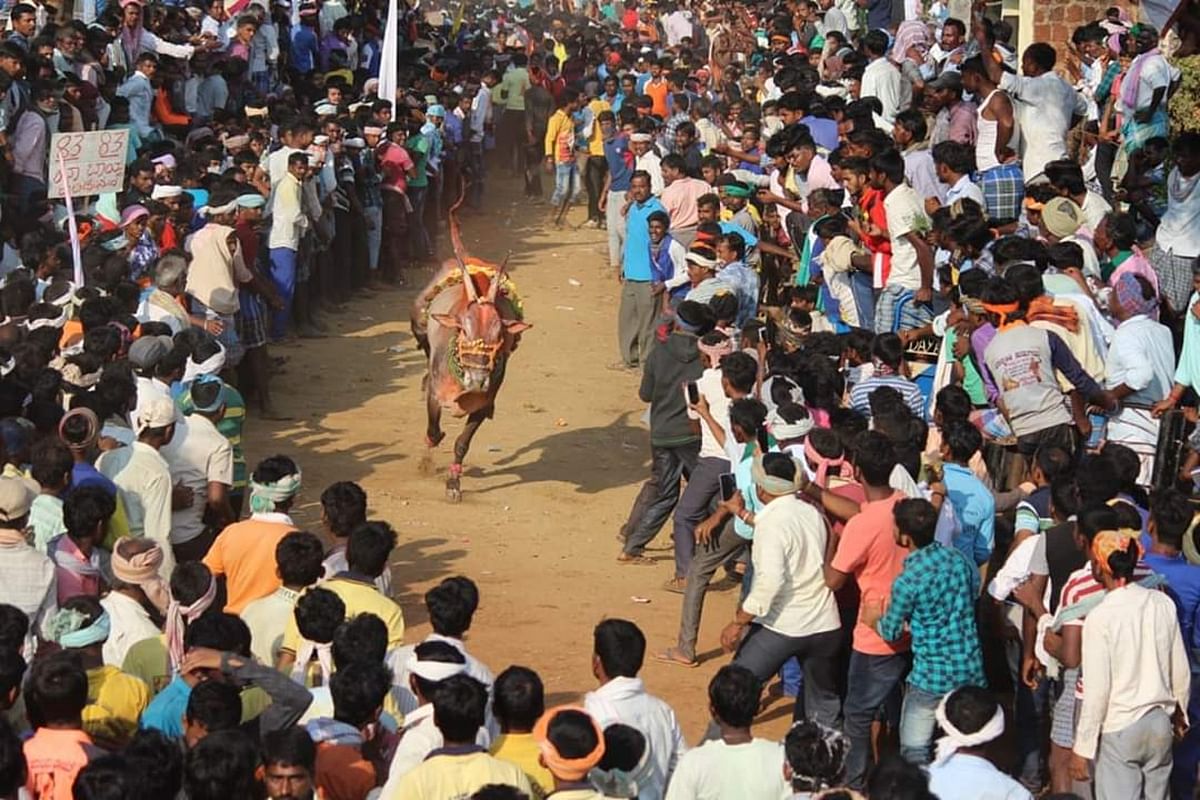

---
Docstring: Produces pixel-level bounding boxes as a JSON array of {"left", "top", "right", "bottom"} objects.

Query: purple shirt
[{"left": 971, "top": 323, "right": 999, "bottom": 403}]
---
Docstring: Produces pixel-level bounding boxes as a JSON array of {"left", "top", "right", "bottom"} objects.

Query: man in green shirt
[
  {"left": 405, "top": 122, "right": 433, "bottom": 263},
  {"left": 496, "top": 54, "right": 531, "bottom": 178}
]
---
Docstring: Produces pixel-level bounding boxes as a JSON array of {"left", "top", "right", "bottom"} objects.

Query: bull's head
[{"left": 432, "top": 252, "right": 530, "bottom": 394}]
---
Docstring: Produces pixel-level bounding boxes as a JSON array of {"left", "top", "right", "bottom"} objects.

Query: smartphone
[
  {"left": 686, "top": 381, "right": 700, "bottom": 405},
  {"left": 719, "top": 473, "right": 737, "bottom": 502}
]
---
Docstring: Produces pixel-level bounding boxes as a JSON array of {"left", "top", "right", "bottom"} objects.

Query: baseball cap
[{"left": 0, "top": 477, "right": 35, "bottom": 523}]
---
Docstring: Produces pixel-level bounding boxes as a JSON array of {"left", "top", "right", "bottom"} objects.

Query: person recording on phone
[{"left": 656, "top": 392, "right": 775, "bottom": 669}]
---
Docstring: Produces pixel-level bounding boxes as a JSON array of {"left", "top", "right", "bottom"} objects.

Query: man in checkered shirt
[{"left": 862, "top": 496, "right": 987, "bottom": 767}]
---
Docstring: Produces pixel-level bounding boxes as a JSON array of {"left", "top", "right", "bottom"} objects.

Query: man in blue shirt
[
  {"left": 939, "top": 420, "right": 996, "bottom": 567},
  {"left": 601, "top": 113, "right": 633, "bottom": 271},
  {"left": 290, "top": 8, "right": 320, "bottom": 83},
  {"left": 616, "top": 171, "right": 663, "bottom": 369}
]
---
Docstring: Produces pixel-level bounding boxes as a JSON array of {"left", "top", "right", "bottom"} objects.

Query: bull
[{"left": 410, "top": 193, "right": 530, "bottom": 502}]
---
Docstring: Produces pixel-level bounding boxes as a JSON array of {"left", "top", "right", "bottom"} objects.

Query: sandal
[
  {"left": 662, "top": 577, "right": 687, "bottom": 594},
  {"left": 616, "top": 552, "right": 655, "bottom": 565},
  {"left": 653, "top": 647, "right": 699, "bottom": 668}
]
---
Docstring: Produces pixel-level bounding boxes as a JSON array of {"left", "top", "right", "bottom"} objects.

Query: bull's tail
[{"left": 450, "top": 176, "right": 468, "bottom": 264}]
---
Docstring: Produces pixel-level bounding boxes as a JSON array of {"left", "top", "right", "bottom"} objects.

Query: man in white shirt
[
  {"left": 115, "top": 51, "right": 159, "bottom": 139},
  {"left": 241, "top": 531, "right": 324, "bottom": 667},
  {"left": 932, "top": 140, "right": 985, "bottom": 209},
  {"left": 860, "top": 30, "right": 904, "bottom": 127},
  {"left": 665, "top": 665, "right": 789, "bottom": 800},
  {"left": 96, "top": 395, "right": 178, "bottom": 581},
  {"left": 584, "top": 619, "right": 687, "bottom": 800},
  {"left": 0, "top": 476, "right": 55, "bottom": 658},
  {"left": 817, "top": 0, "right": 849, "bottom": 37},
  {"left": 721, "top": 453, "right": 842, "bottom": 728},
  {"left": 872, "top": 150, "right": 935, "bottom": 333},
  {"left": 1071, "top": 530, "right": 1190, "bottom": 799},
  {"left": 101, "top": 538, "right": 169, "bottom": 667},
  {"left": 160, "top": 375, "right": 233, "bottom": 562},
  {"left": 631, "top": 132, "right": 664, "bottom": 196}
]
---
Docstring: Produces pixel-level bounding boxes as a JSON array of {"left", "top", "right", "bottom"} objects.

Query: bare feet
[{"left": 653, "top": 647, "right": 699, "bottom": 668}]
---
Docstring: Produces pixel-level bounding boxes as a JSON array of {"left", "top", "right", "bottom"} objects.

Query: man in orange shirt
[
  {"left": 23, "top": 654, "right": 104, "bottom": 800},
  {"left": 203, "top": 454, "right": 301, "bottom": 613},
  {"left": 644, "top": 58, "right": 671, "bottom": 118}
]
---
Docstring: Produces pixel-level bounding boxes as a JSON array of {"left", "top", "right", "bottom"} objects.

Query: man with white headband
[
  {"left": 927, "top": 686, "right": 1031, "bottom": 800},
  {"left": 380, "top": 640, "right": 491, "bottom": 790}
]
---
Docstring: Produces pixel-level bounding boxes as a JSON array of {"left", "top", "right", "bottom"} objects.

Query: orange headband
[
  {"left": 1091, "top": 528, "right": 1142, "bottom": 576},
  {"left": 1024, "top": 197, "right": 1045, "bottom": 212},
  {"left": 533, "top": 706, "right": 606, "bottom": 781},
  {"left": 981, "top": 301, "right": 1020, "bottom": 327}
]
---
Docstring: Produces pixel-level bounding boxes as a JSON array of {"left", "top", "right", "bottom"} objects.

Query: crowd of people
[{"left": 0, "top": 0, "right": 1194, "bottom": 797}]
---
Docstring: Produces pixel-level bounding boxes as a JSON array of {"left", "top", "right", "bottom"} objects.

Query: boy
[
  {"left": 28, "top": 439, "right": 71, "bottom": 552},
  {"left": 23, "top": 654, "right": 103, "bottom": 800},
  {"left": 46, "top": 486, "right": 115, "bottom": 605},
  {"left": 490, "top": 666, "right": 553, "bottom": 796},
  {"left": 940, "top": 420, "right": 995, "bottom": 567}
]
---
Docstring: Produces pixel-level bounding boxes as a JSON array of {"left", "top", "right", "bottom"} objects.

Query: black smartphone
[
  {"left": 719, "top": 473, "right": 737, "bottom": 502},
  {"left": 686, "top": 381, "right": 700, "bottom": 405}
]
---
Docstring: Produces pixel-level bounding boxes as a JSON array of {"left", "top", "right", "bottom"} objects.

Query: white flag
[{"left": 378, "top": 0, "right": 399, "bottom": 109}]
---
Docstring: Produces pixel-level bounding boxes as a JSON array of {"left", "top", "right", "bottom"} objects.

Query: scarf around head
[
  {"left": 1025, "top": 296, "right": 1079, "bottom": 332},
  {"left": 751, "top": 453, "right": 806, "bottom": 496},
  {"left": 534, "top": 706, "right": 606, "bottom": 781},
  {"left": 249, "top": 470, "right": 302, "bottom": 515},
  {"left": 1092, "top": 528, "right": 1142, "bottom": 577},
  {"left": 111, "top": 541, "right": 170, "bottom": 614},
  {"left": 47, "top": 607, "right": 111, "bottom": 649},
  {"left": 165, "top": 576, "right": 217, "bottom": 670},
  {"left": 932, "top": 691, "right": 1005, "bottom": 765},
  {"left": 1114, "top": 271, "right": 1158, "bottom": 317}
]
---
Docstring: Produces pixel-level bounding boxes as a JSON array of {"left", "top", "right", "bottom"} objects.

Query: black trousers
[{"left": 585, "top": 155, "right": 608, "bottom": 223}]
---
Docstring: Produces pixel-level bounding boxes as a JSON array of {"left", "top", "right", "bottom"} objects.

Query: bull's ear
[
  {"left": 503, "top": 320, "right": 532, "bottom": 334},
  {"left": 431, "top": 314, "right": 461, "bottom": 329}
]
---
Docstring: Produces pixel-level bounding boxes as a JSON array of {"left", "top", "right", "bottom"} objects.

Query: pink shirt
[
  {"left": 660, "top": 177, "right": 710, "bottom": 230},
  {"left": 25, "top": 728, "right": 100, "bottom": 800},
  {"left": 48, "top": 535, "right": 101, "bottom": 605},
  {"left": 378, "top": 142, "right": 414, "bottom": 194},
  {"left": 1109, "top": 247, "right": 1160, "bottom": 297}
]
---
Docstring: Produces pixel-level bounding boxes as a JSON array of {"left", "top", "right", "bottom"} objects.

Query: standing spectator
[{"left": 615, "top": 171, "right": 667, "bottom": 369}]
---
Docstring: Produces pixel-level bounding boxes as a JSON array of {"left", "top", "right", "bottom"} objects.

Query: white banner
[{"left": 48, "top": 129, "right": 129, "bottom": 200}]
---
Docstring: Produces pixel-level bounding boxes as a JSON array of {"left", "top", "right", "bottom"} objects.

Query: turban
[
  {"left": 59, "top": 407, "right": 99, "bottom": 452},
  {"left": 697, "top": 336, "right": 733, "bottom": 363},
  {"left": 629, "top": 132, "right": 652, "bottom": 143},
  {"left": 26, "top": 307, "right": 68, "bottom": 331},
  {"left": 198, "top": 199, "right": 239, "bottom": 218},
  {"left": 685, "top": 249, "right": 717, "bottom": 270},
  {"left": 245, "top": 105, "right": 269, "bottom": 118},
  {"left": 933, "top": 690, "right": 1005, "bottom": 765},
  {"left": 406, "top": 651, "right": 467, "bottom": 682},
  {"left": 364, "top": 126, "right": 384, "bottom": 137},
  {"left": 151, "top": 154, "right": 176, "bottom": 169},
  {"left": 1113, "top": 272, "right": 1158, "bottom": 318},
  {"left": 151, "top": 184, "right": 183, "bottom": 200},
  {"left": 112, "top": 540, "right": 170, "bottom": 614},
  {"left": 183, "top": 342, "right": 227, "bottom": 384},
  {"left": 981, "top": 301, "right": 1020, "bottom": 328},
  {"left": 236, "top": 193, "right": 266, "bottom": 209},
  {"left": 190, "top": 375, "right": 225, "bottom": 414},
  {"left": 165, "top": 575, "right": 217, "bottom": 669},
  {"left": 223, "top": 134, "right": 250, "bottom": 151},
  {"left": 1091, "top": 528, "right": 1142, "bottom": 577},
  {"left": 534, "top": 706, "right": 606, "bottom": 781},
  {"left": 804, "top": 438, "right": 852, "bottom": 487},
  {"left": 1041, "top": 197, "right": 1083, "bottom": 239},
  {"left": 47, "top": 608, "right": 111, "bottom": 649},
  {"left": 721, "top": 182, "right": 753, "bottom": 199},
  {"left": 249, "top": 469, "right": 302, "bottom": 514},
  {"left": 770, "top": 407, "right": 814, "bottom": 442},
  {"left": 751, "top": 454, "right": 807, "bottom": 496}
]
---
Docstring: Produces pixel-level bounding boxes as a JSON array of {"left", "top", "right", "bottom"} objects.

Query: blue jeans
[
  {"left": 844, "top": 651, "right": 910, "bottom": 788},
  {"left": 850, "top": 270, "right": 877, "bottom": 331},
  {"left": 899, "top": 683, "right": 943, "bottom": 765},
  {"left": 550, "top": 162, "right": 579, "bottom": 207},
  {"left": 268, "top": 247, "right": 297, "bottom": 341}
]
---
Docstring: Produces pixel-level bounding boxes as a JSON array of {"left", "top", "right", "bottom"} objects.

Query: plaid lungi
[
  {"left": 189, "top": 297, "right": 244, "bottom": 368},
  {"left": 238, "top": 292, "right": 269, "bottom": 350},
  {"left": 1148, "top": 245, "right": 1195, "bottom": 315},
  {"left": 874, "top": 284, "right": 933, "bottom": 334},
  {"left": 975, "top": 163, "right": 1025, "bottom": 223}
]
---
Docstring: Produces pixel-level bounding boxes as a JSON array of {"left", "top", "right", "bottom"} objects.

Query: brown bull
[{"left": 410, "top": 198, "right": 529, "bottom": 502}]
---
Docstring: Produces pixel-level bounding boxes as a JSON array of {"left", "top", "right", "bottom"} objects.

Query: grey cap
[{"left": 127, "top": 335, "right": 174, "bottom": 370}]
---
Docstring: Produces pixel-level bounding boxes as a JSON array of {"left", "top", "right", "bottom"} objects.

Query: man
[
  {"left": 490, "top": 666, "right": 553, "bottom": 796},
  {"left": 959, "top": 56, "right": 1022, "bottom": 224},
  {"left": 931, "top": 141, "right": 984, "bottom": 211},
  {"left": 860, "top": 30, "right": 905, "bottom": 126},
  {"left": 543, "top": 87, "right": 583, "bottom": 221},
  {"left": 721, "top": 454, "right": 841, "bottom": 727},
  {"left": 1105, "top": 274, "right": 1174, "bottom": 484},
  {"left": 928, "top": 70, "right": 977, "bottom": 147},
  {"left": 202, "top": 454, "right": 301, "bottom": 613},
  {"left": 931, "top": 17, "right": 968, "bottom": 74},
  {"left": 1045, "top": 159, "right": 1112, "bottom": 231},
  {"left": 940, "top": 421, "right": 995, "bottom": 567},
  {"left": 617, "top": 301, "right": 708, "bottom": 565},
  {"left": 96, "top": 396, "right": 177, "bottom": 582},
  {"left": 665, "top": 665, "right": 788, "bottom": 799},
  {"left": 262, "top": 726, "right": 319, "bottom": 800},
  {"left": 630, "top": 133, "right": 664, "bottom": 195},
  {"left": 241, "top": 531, "right": 325, "bottom": 668},
  {"left": 268, "top": 152, "right": 310, "bottom": 342},
  {"left": 532, "top": 706, "right": 608, "bottom": 799},
  {"left": 1119, "top": 26, "right": 1178, "bottom": 155},
  {"left": 600, "top": 112, "right": 633, "bottom": 272},
  {"left": 384, "top": 674, "right": 531, "bottom": 800},
  {"left": 102, "top": 538, "right": 168, "bottom": 667},
  {"left": 616, "top": 171, "right": 667, "bottom": 370},
  {"left": 862, "top": 498, "right": 985, "bottom": 765},
  {"left": 585, "top": 619, "right": 686, "bottom": 799},
  {"left": 0, "top": 476, "right": 54, "bottom": 658},
  {"left": 7, "top": 4, "right": 36, "bottom": 52},
  {"left": 1071, "top": 530, "right": 1190, "bottom": 799},
  {"left": 821, "top": 433, "right": 908, "bottom": 789},
  {"left": 974, "top": 28, "right": 1085, "bottom": 184},
  {"left": 115, "top": 53, "right": 159, "bottom": 140},
  {"left": 927, "top": 687, "right": 1034, "bottom": 800},
  {"left": 160, "top": 375, "right": 233, "bottom": 563},
  {"left": 659, "top": 154, "right": 709, "bottom": 248},
  {"left": 894, "top": 110, "right": 943, "bottom": 206},
  {"left": 305, "top": 661, "right": 392, "bottom": 800},
  {"left": 581, "top": 85, "right": 612, "bottom": 229},
  {"left": 847, "top": 333, "right": 926, "bottom": 418},
  {"left": 871, "top": 150, "right": 934, "bottom": 333},
  {"left": 9, "top": 80, "right": 57, "bottom": 213},
  {"left": 1149, "top": 132, "right": 1200, "bottom": 318}
]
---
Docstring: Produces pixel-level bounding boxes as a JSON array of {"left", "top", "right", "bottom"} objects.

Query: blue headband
[
  {"left": 54, "top": 610, "right": 111, "bottom": 648},
  {"left": 190, "top": 374, "right": 225, "bottom": 414},
  {"left": 237, "top": 194, "right": 266, "bottom": 209}
]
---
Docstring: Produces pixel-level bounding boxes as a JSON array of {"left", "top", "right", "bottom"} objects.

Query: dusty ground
[{"left": 243, "top": 173, "right": 798, "bottom": 742}]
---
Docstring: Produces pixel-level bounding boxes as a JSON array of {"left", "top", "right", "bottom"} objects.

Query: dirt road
[{"left": 243, "top": 174, "right": 798, "bottom": 741}]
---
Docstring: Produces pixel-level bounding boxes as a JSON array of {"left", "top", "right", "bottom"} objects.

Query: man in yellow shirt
[
  {"left": 490, "top": 666, "right": 553, "bottom": 798},
  {"left": 385, "top": 674, "right": 533, "bottom": 800},
  {"left": 543, "top": 88, "right": 585, "bottom": 225},
  {"left": 582, "top": 87, "right": 612, "bottom": 229}
]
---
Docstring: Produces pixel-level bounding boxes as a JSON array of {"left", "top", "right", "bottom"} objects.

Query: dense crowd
[{"left": 0, "top": 0, "right": 1193, "bottom": 798}]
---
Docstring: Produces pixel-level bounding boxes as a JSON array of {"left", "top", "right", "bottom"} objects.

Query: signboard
[{"left": 48, "top": 129, "right": 129, "bottom": 200}]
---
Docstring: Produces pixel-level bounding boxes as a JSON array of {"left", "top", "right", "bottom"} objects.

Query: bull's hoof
[
  {"left": 426, "top": 431, "right": 446, "bottom": 448},
  {"left": 446, "top": 479, "right": 462, "bottom": 503}
]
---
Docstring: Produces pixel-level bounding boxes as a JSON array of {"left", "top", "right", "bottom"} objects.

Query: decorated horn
[
  {"left": 457, "top": 252, "right": 478, "bottom": 303},
  {"left": 488, "top": 252, "right": 512, "bottom": 302}
]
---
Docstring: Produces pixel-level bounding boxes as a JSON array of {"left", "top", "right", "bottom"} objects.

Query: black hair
[
  {"left": 346, "top": 521, "right": 397, "bottom": 578},
  {"left": 431, "top": 674, "right": 488, "bottom": 743},
  {"left": 170, "top": 562, "right": 213, "bottom": 607},
  {"left": 1044, "top": 159, "right": 1086, "bottom": 196},
  {"left": 943, "top": 419, "right": 982, "bottom": 462},
  {"left": 852, "top": 430, "right": 897, "bottom": 487},
  {"left": 1105, "top": 211, "right": 1139, "bottom": 251},
  {"left": 493, "top": 666, "right": 544, "bottom": 732},
  {"left": 546, "top": 708, "right": 600, "bottom": 764},
  {"left": 331, "top": 613, "right": 388, "bottom": 669},
  {"left": 728, "top": 397, "right": 768, "bottom": 451},
  {"left": 1024, "top": 42, "right": 1057, "bottom": 72},
  {"left": 894, "top": 108, "right": 927, "bottom": 143},
  {"left": 894, "top": 498, "right": 938, "bottom": 548},
  {"left": 261, "top": 726, "right": 316, "bottom": 773},
  {"left": 185, "top": 681, "right": 241, "bottom": 734},
  {"left": 30, "top": 437, "right": 72, "bottom": 489},
  {"left": 867, "top": 754, "right": 935, "bottom": 800},
  {"left": 761, "top": 452, "right": 797, "bottom": 485},
  {"left": 862, "top": 30, "right": 888, "bottom": 56},
  {"left": 470, "top": 787, "right": 530, "bottom": 800},
  {"left": 868, "top": 149, "right": 905, "bottom": 185},
  {"left": 125, "top": 729, "right": 185, "bottom": 800},
  {"left": 63, "top": 485, "right": 115, "bottom": 545},
  {"left": 183, "top": 730, "right": 260, "bottom": 800},
  {"left": 275, "top": 531, "right": 326, "bottom": 588},
  {"left": 1151, "top": 488, "right": 1193, "bottom": 550},
  {"left": 593, "top": 618, "right": 645, "bottom": 679},
  {"left": 0, "top": 717, "right": 24, "bottom": 798},
  {"left": 718, "top": 351, "right": 758, "bottom": 394},
  {"left": 410, "top": 640, "right": 466, "bottom": 699},
  {"left": 1075, "top": 456, "right": 1121, "bottom": 508},
  {"left": 1078, "top": 505, "right": 1120, "bottom": 544},
  {"left": 1035, "top": 446, "right": 1072, "bottom": 481},
  {"left": 426, "top": 576, "right": 479, "bottom": 638},
  {"left": 934, "top": 385, "right": 972, "bottom": 422},
  {"left": 931, "top": 140, "right": 976, "bottom": 176},
  {"left": 72, "top": 755, "right": 131, "bottom": 800},
  {"left": 707, "top": 665, "right": 761, "bottom": 728},
  {"left": 294, "top": 587, "right": 345, "bottom": 645},
  {"left": 1049, "top": 477, "right": 1081, "bottom": 520},
  {"left": 330, "top": 660, "right": 392, "bottom": 728},
  {"left": 185, "top": 613, "right": 252, "bottom": 658},
  {"left": 871, "top": 332, "right": 904, "bottom": 369},
  {"left": 26, "top": 652, "right": 88, "bottom": 727},
  {"left": 785, "top": 719, "right": 848, "bottom": 792},
  {"left": 942, "top": 686, "right": 999, "bottom": 741},
  {"left": 251, "top": 454, "right": 300, "bottom": 485},
  {"left": 0, "top": 648, "right": 25, "bottom": 701}
]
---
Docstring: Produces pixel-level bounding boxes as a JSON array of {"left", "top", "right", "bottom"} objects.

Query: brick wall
[{"left": 1031, "top": 0, "right": 1119, "bottom": 52}]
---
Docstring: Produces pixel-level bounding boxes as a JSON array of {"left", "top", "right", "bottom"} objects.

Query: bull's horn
[
  {"left": 488, "top": 251, "right": 512, "bottom": 302},
  {"left": 457, "top": 253, "right": 478, "bottom": 303}
]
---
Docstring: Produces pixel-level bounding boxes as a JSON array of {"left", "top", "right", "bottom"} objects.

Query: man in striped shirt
[{"left": 847, "top": 333, "right": 926, "bottom": 419}]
